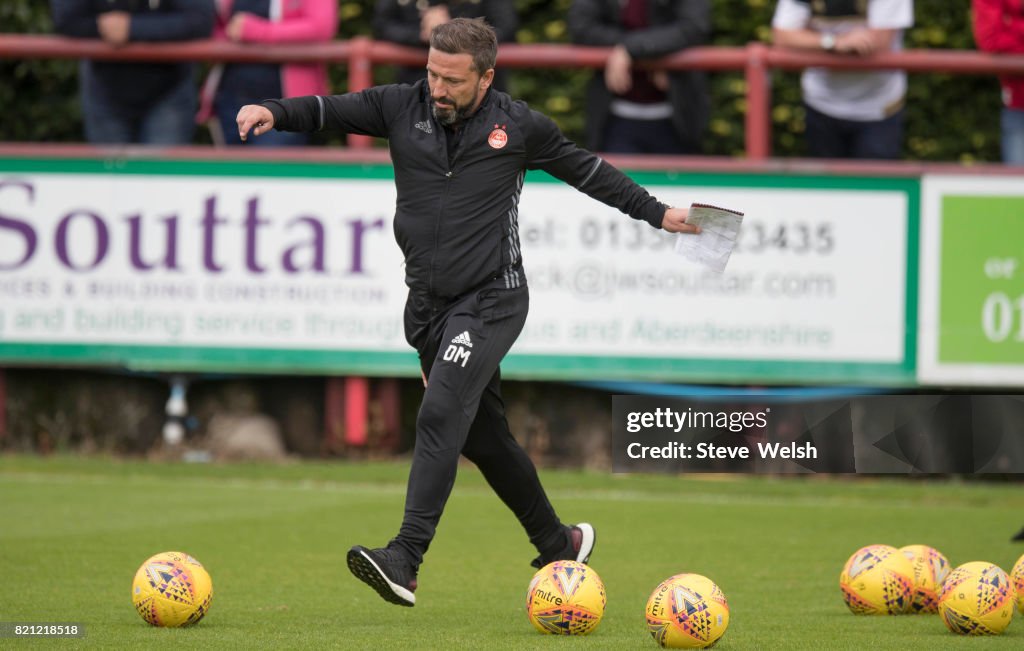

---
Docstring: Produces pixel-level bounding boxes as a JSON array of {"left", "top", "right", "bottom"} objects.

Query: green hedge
[{"left": 0, "top": 0, "right": 1003, "bottom": 161}]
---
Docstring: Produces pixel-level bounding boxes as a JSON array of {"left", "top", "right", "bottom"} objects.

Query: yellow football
[
  {"left": 131, "top": 551, "right": 213, "bottom": 627},
  {"left": 645, "top": 573, "right": 729, "bottom": 648},
  {"left": 526, "top": 560, "right": 605, "bottom": 635},
  {"left": 900, "top": 544, "right": 951, "bottom": 614},
  {"left": 939, "top": 561, "right": 1014, "bottom": 635},
  {"left": 839, "top": 544, "right": 914, "bottom": 615}
]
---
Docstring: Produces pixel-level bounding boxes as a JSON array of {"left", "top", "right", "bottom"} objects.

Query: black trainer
[
  {"left": 347, "top": 545, "right": 418, "bottom": 607},
  {"left": 531, "top": 522, "right": 596, "bottom": 569}
]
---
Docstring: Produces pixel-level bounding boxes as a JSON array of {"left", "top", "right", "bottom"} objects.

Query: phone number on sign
[
  {"left": 524, "top": 216, "right": 838, "bottom": 255},
  {"left": 570, "top": 219, "right": 836, "bottom": 255}
]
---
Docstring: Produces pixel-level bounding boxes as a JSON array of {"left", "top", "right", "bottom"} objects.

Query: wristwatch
[{"left": 820, "top": 33, "right": 836, "bottom": 52}]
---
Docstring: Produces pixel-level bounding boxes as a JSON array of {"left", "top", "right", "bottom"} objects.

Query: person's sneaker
[
  {"left": 347, "top": 545, "right": 417, "bottom": 607},
  {"left": 531, "top": 523, "right": 596, "bottom": 569}
]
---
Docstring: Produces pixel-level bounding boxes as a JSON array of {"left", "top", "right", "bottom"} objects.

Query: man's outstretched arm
[
  {"left": 237, "top": 85, "right": 410, "bottom": 141},
  {"left": 524, "top": 109, "right": 699, "bottom": 234}
]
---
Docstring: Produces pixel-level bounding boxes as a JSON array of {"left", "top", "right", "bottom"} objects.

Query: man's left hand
[
  {"left": 835, "top": 28, "right": 893, "bottom": 56},
  {"left": 98, "top": 11, "right": 131, "bottom": 46},
  {"left": 420, "top": 6, "right": 451, "bottom": 43},
  {"left": 661, "top": 207, "right": 700, "bottom": 234},
  {"left": 226, "top": 13, "right": 251, "bottom": 42}
]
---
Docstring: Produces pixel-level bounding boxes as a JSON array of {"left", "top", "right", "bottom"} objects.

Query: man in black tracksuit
[{"left": 237, "top": 17, "right": 700, "bottom": 608}]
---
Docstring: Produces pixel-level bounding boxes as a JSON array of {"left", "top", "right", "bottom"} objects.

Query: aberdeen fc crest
[{"left": 488, "top": 124, "right": 508, "bottom": 149}]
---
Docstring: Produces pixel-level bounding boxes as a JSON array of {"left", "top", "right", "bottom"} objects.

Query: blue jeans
[
  {"left": 80, "top": 62, "right": 196, "bottom": 145},
  {"left": 1002, "top": 107, "right": 1024, "bottom": 165},
  {"left": 804, "top": 103, "right": 905, "bottom": 160}
]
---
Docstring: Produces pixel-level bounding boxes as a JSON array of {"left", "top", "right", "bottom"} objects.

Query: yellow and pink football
[
  {"left": 131, "top": 551, "right": 213, "bottom": 627},
  {"left": 645, "top": 573, "right": 729, "bottom": 648},
  {"left": 526, "top": 560, "right": 605, "bottom": 635},
  {"left": 900, "top": 544, "right": 951, "bottom": 614},
  {"left": 939, "top": 561, "right": 1014, "bottom": 635},
  {"left": 1012, "top": 553, "right": 1024, "bottom": 615},
  {"left": 839, "top": 544, "right": 914, "bottom": 615}
]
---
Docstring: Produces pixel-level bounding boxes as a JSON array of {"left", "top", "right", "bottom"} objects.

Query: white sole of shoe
[
  {"left": 347, "top": 548, "right": 416, "bottom": 607},
  {"left": 575, "top": 523, "right": 596, "bottom": 564}
]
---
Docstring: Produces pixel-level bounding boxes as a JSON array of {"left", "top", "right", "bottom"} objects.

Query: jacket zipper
[
  {"left": 429, "top": 173, "right": 451, "bottom": 297},
  {"left": 428, "top": 124, "right": 468, "bottom": 296}
]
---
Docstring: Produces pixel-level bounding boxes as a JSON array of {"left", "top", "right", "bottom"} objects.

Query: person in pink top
[
  {"left": 973, "top": 0, "right": 1024, "bottom": 164},
  {"left": 198, "top": 0, "right": 337, "bottom": 146}
]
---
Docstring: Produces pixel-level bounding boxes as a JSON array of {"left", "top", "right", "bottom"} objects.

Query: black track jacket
[{"left": 263, "top": 81, "right": 668, "bottom": 299}]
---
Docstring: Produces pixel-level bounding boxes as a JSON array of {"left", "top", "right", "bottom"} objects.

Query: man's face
[{"left": 426, "top": 48, "right": 494, "bottom": 127}]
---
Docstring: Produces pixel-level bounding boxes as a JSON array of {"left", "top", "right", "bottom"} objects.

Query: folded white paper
[{"left": 673, "top": 203, "right": 745, "bottom": 273}]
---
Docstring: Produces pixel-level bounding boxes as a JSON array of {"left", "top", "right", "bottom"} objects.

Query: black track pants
[{"left": 391, "top": 279, "right": 565, "bottom": 567}]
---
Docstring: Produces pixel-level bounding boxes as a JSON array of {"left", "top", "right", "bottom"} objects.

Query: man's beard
[{"left": 431, "top": 97, "right": 475, "bottom": 127}]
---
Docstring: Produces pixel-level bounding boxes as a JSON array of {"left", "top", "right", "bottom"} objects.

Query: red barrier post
[
  {"left": 745, "top": 42, "right": 771, "bottom": 161},
  {"left": 347, "top": 36, "right": 374, "bottom": 150},
  {"left": 344, "top": 377, "right": 369, "bottom": 447}
]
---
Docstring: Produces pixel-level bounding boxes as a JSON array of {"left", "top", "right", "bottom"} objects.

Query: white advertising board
[{"left": 0, "top": 160, "right": 915, "bottom": 383}]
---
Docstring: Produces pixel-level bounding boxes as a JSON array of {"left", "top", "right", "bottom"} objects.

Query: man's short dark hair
[{"left": 429, "top": 17, "right": 498, "bottom": 74}]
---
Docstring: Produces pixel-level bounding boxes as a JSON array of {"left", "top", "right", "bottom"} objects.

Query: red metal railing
[{"left": 4, "top": 34, "right": 1024, "bottom": 157}]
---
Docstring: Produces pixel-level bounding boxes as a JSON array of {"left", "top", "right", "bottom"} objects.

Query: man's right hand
[
  {"left": 236, "top": 105, "right": 275, "bottom": 142},
  {"left": 661, "top": 206, "right": 700, "bottom": 234},
  {"left": 605, "top": 45, "right": 633, "bottom": 95}
]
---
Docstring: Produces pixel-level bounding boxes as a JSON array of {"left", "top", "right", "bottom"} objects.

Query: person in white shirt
[{"left": 772, "top": 0, "right": 914, "bottom": 159}]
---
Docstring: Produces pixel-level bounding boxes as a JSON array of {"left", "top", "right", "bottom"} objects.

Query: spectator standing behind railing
[
  {"left": 771, "top": 0, "right": 914, "bottom": 160},
  {"left": 50, "top": 0, "right": 214, "bottom": 145},
  {"left": 372, "top": 0, "right": 517, "bottom": 90},
  {"left": 196, "top": 0, "right": 338, "bottom": 146},
  {"left": 567, "top": 0, "right": 710, "bottom": 154},
  {"left": 973, "top": 0, "right": 1024, "bottom": 165}
]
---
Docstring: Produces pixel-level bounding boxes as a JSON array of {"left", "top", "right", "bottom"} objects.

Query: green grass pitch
[{"left": 1, "top": 455, "right": 1022, "bottom": 649}]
